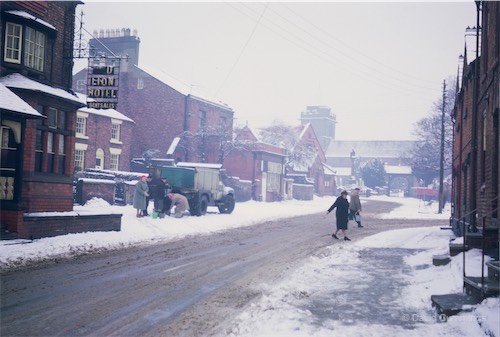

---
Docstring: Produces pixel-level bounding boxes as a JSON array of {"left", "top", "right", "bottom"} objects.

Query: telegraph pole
[{"left": 438, "top": 80, "right": 447, "bottom": 214}]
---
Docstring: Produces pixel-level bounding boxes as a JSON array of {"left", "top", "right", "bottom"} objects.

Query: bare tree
[
  {"left": 411, "top": 78, "right": 455, "bottom": 185},
  {"left": 258, "top": 120, "right": 317, "bottom": 171},
  {"left": 179, "top": 124, "right": 253, "bottom": 164}
]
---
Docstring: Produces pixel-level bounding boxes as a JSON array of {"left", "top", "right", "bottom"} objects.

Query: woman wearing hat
[
  {"left": 133, "top": 176, "right": 149, "bottom": 217},
  {"left": 325, "top": 190, "right": 351, "bottom": 241}
]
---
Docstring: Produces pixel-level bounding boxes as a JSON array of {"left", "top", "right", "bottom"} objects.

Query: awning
[
  {"left": 0, "top": 83, "right": 43, "bottom": 118},
  {"left": 5, "top": 10, "right": 57, "bottom": 32}
]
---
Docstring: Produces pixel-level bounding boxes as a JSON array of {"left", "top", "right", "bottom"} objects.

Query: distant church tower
[{"left": 300, "top": 106, "right": 336, "bottom": 152}]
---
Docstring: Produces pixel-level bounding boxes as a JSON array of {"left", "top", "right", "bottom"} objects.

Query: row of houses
[
  {"left": 431, "top": 0, "right": 499, "bottom": 317},
  {"left": 0, "top": 1, "right": 419, "bottom": 239}
]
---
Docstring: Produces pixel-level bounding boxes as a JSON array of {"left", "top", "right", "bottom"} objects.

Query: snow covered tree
[
  {"left": 360, "top": 158, "right": 386, "bottom": 188},
  {"left": 411, "top": 78, "right": 455, "bottom": 185},
  {"left": 258, "top": 120, "right": 317, "bottom": 171}
]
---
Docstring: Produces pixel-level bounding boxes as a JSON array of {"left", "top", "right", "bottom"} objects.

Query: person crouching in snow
[
  {"left": 325, "top": 190, "right": 351, "bottom": 241},
  {"left": 167, "top": 193, "right": 190, "bottom": 218}
]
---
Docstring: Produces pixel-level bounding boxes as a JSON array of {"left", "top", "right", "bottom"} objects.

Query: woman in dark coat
[{"left": 325, "top": 190, "right": 351, "bottom": 241}]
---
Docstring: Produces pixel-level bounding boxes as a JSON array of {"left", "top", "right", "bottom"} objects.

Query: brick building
[
  {"left": 287, "top": 123, "right": 337, "bottom": 197},
  {"left": 431, "top": 2, "right": 499, "bottom": 311},
  {"left": 74, "top": 94, "right": 134, "bottom": 172},
  {"left": 72, "top": 29, "right": 234, "bottom": 165},
  {"left": 452, "top": 1, "right": 499, "bottom": 236},
  {"left": 224, "top": 126, "right": 287, "bottom": 202},
  {"left": 0, "top": 2, "right": 121, "bottom": 239}
]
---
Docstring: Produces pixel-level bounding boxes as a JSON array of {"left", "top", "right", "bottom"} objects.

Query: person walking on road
[
  {"left": 325, "top": 190, "right": 351, "bottom": 241},
  {"left": 134, "top": 176, "right": 149, "bottom": 218},
  {"left": 349, "top": 187, "right": 363, "bottom": 228}
]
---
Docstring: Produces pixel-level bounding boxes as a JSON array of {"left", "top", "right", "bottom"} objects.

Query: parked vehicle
[{"left": 158, "top": 162, "right": 235, "bottom": 216}]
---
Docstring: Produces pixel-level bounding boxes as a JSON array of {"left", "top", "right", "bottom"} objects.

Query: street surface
[{"left": 0, "top": 199, "right": 448, "bottom": 337}]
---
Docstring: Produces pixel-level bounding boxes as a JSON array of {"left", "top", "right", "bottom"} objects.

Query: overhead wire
[
  {"left": 220, "top": 2, "right": 443, "bottom": 101},
  {"left": 214, "top": 2, "right": 270, "bottom": 97}
]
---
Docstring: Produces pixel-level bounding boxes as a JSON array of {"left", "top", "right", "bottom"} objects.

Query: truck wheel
[
  {"left": 196, "top": 195, "right": 208, "bottom": 216},
  {"left": 218, "top": 195, "right": 235, "bottom": 214}
]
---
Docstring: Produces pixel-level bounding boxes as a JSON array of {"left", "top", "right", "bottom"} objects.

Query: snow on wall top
[
  {"left": 0, "top": 83, "right": 43, "bottom": 117},
  {"left": 384, "top": 165, "right": 412, "bottom": 175},
  {"left": 326, "top": 140, "right": 416, "bottom": 159}
]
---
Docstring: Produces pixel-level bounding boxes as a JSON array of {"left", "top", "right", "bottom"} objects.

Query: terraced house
[{"left": 0, "top": 1, "right": 121, "bottom": 239}]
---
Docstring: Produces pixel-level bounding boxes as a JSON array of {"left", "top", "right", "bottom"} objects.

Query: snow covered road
[{"left": 0, "top": 199, "right": 449, "bottom": 337}]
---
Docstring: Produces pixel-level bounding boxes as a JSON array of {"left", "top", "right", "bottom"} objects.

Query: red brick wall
[
  {"left": 184, "top": 97, "right": 234, "bottom": 163},
  {"left": 73, "top": 66, "right": 235, "bottom": 165},
  {"left": 21, "top": 213, "right": 122, "bottom": 239},
  {"left": 118, "top": 69, "right": 186, "bottom": 160},
  {"left": 21, "top": 180, "right": 74, "bottom": 212}
]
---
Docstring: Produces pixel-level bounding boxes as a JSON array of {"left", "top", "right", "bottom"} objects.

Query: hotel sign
[{"left": 87, "top": 57, "right": 120, "bottom": 109}]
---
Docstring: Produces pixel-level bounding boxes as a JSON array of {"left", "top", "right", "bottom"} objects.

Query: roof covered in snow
[
  {"left": 0, "top": 83, "right": 43, "bottom": 118},
  {"left": 76, "top": 93, "right": 134, "bottom": 123},
  {"left": 330, "top": 167, "right": 352, "bottom": 176},
  {"left": 0, "top": 73, "right": 83, "bottom": 106},
  {"left": 176, "top": 162, "right": 222, "bottom": 169},
  {"left": 326, "top": 140, "right": 416, "bottom": 159}
]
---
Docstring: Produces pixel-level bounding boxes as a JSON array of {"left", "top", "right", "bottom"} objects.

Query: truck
[{"left": 157, "top": 162, "right": 235, "bottom": 216}]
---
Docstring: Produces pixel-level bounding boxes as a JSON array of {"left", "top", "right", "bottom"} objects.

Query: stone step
[
  {"left": 464, "top": 276, "right": 500, "bottom": 300},
  {"left": 431, "top": 293, "right": 479, "bottom": 317},
  {"left": 486, "top": 261, "right": 499, "bottom": 281},
  {"left": 449, "top": 242, "right": 468, "bottom": 256}
]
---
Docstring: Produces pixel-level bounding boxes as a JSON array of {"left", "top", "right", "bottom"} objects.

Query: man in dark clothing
[
  {"left": 149, "top": 176, "right": 164, "bottom": 212},
  {"left": 325, "top": 190, "right": 351, "bottom": 241},
  {"left": 159, "top": 177, "right": 172, "bottom": 214},
  {"left": 143, "top": 176, "right": 153, "bottom": 216}
]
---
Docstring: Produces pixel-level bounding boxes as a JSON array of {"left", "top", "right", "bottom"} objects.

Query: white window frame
[
  {"left": 109, "top": 148, "right": 122, "bottom": 171},
  {"left": 4, "top": 22, "right": 22, "bottom": 64},
  {"left": 48, "top": 108, "right": 58, "bottom": 128},
  {"left": 76, "top": 112, "right": 88, "bottom": 139},
  {"left": 109, "top": 153, "right": 120, "bottom": 171},
  {"left": 110, "top": 119, "right": 122, "bottom": 144},
  {"left": 74, "top": 149, "right": 85, "bottom": 172}
]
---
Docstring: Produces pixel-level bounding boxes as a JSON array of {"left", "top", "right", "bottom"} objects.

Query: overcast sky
[{"left": 74, "top": 1, "right": 477, "bottom": 140}]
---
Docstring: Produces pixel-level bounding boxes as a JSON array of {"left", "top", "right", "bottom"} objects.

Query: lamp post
[{"left": 438, "top": 80, "right": 446, "bottom": 214}]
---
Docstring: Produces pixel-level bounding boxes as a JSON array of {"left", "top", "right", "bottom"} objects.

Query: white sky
[
  {"left": 74, "top": 1, "right": 477, "bottom": 140},
  {"left": 1, "top": 195, "right": 498, "bottom": 336}
]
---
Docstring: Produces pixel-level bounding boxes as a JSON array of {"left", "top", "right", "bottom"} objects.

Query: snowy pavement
[
  {"left": 226, "top": 227, "right": 499, "bottom": 337},
  {"left": 0, "top": 195, "right": 498, "bottom": 337}
]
